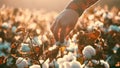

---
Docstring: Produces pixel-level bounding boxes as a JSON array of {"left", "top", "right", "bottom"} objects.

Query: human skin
[{"left": 51, "top": 0, "right": 99, "bottom": 43}]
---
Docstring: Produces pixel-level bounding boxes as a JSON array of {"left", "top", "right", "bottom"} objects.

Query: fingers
[
  {"left": 51, "top": 23, "right": 73, "bottom": 43},
  {"left": 51, "top": 20, "right": 60, "bottom": 42},
  {"left": 59, "top": 26, "right": 65, "bottom": 43}
]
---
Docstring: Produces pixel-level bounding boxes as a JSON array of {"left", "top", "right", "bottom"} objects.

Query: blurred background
[
  {"left": 0, "top": 0, "right": 120, "bottom": 12},
  {"left": 0, "top": 0, "right": 120, "bottom": 68}
]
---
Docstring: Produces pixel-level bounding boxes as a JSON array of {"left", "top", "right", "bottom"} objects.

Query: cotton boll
[
  {"left": 63, "top": 55, "right": 68, "bottom": 61},
  {"left": 3, "top": 41, "right": 10, "bottom": 49},
  {"left": 41, "top": 35, "right": 48, "bottom": 42},
  {"left": 12, "top": 26, "right": 17, "bottom": 33},
  {"left": 67, "top": 54, "right": 76, "bottom": 61},
  {"left": 82, "top": 45, "right": 96, "bottom": 59},
  {"left": 48, "top": 44, "right": 57, "bottom": 51},
  {"left": 108, "top": 25, "right": 120, "bottom": 32},
  {"left": 57, "top": 58, "right": 65, "bottom": 64},
  {"left": 20, "top": 43, "right": 30, "bottom": 52},
  {"left": 59, "top": 63, "right": 64, "bottom": 68},
  {"left": 39, "top": 60, "right": 49, "bottom": 68},
  {"left": 91, "top": 60, "right": 99, "bottom": 65},
  {"left": 32, "top": 36, "right": 42, "bottom": 46},
  {"left": 63, "top": 62, "right": 71, "bottom": 68},
  {"left": 2, "top": 42, "right": 11, "bottom": 53},
  {"left": 29, "top": 65, "right": 40, "bottom": 68},
  {"left": 30, "top": 61, "right": 49, "bottom": 68},
  {"left": 2, "top": 22, "right": 9, "bottom": 29},
  {"left": 42, "top": 62, "right": 49, "bottom": 68},
  {"left": 70, "top": 60, "right": 82, "bottom": 68},
  {"left": 66, "top": 43, "right": 77, "bottom": 52},
  {"left": 0, "top": 51, "right": 5, "bottom": 57},
  {"left": 53, "top": 60, "right": 59, "bottom": 68},
  {"left": 16, "top": 57, "right": 28, "bottom": 68},
  {"left": 94, "top": 21, "right": 104, "bottom": 28},
  {"left": 100, "top": 60, "right": 110, "bottom": 68}
]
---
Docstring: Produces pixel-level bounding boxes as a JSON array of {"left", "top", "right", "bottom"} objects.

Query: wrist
[
  {"left": 66, "top": 0, "right": 83, "bottom": 16},
  {"left": 66, "top": 0, "right": 99, "bottom": 16}
]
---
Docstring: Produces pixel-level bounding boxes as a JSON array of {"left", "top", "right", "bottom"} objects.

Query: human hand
[{"left": 51, "top": 9, "right": 79, "bottom": 43}]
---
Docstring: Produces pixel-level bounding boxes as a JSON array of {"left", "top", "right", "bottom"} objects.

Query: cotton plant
[
  {"left": 29, "top": 65, "right": 40, "bottom": 68},
  {"left": 82, "top": 45, "right": 96, "bottom": 59},
  {"left": 0, "top": 41, "right": 11, "bottom": 55},
  {"left": 70, "top": 60, "right": 82, "bottom": 68},
  {"left": 20, "top": 43, "right": 30, "bottom": 52},
  {"left": 29, "top": 60, "right": 49, "bottom": 68},
  {"left": 62, "top": 61, "right": 71, "bottom": 68},
  {"left": 16, "top": 57, "right": 29, "bottom": 68},
  {"left": 32, "top": 36, "right": 42, "bottom": 46},
  {"left": 39, "top": 60, "right": 49, "bottom": 68}
]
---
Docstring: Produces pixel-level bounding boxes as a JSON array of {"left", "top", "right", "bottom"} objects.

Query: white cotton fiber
[
  {"left": 63, "top": 55, "right": 68, "bottom": 61},
  {"left": 100, "top": 60, "right": 110, "bottom": 68},
  {"left": 29, "top": 62, "right": 49, "bottom": 68},
  {"left": 67, "top": 54, "right": 76, "bottom": 61},
  {"left": 70, "top": 60, "right": 82, "bottom": 68},
  {"left": 20, "top": 43, "right": 30, "bottom": 52},
  {"left": 0, "top": 42, "right": 10, "bottom": 54},
  {"left": 32, "top": 36, "right": 42, "bottom": 46},
  {"left": 29, "top": 65, "right": 40, "bottom": 68},
  {"left": 63, "top": 62, "right": 71, "bottom": 68},
  {"left": 57, "top": 58, "right": 65, "bottom": 64},
  {"left": 2, "top": 22, "right": 9, "bottom": 29},
  {"left": 0, "top": 51, "right": 5, "bottom": 56},
  {"left": 39, "top": 60, "right": 49, "bottom": 68},
  {"left": 16, "top": 57, "right": 28, "bottom": 68},
  {"left": 82, "top": 45, "right": 96, "bottom": 59}
]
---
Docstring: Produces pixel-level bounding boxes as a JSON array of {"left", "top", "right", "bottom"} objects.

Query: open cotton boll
[
  {"left": 41, "top": 35, "right": 48, "bottom": 42},
  {"left": 72, "top": 34, "right": 78, "bottom": 43},
  {"left": 82, "top": 45, "right": 96, "bottom": 59},
  {"left": 63, "top": 52, "right": 76, "bottom": 62},
  {"left": 63, "top": 62, "right": 71, "bottom": 68},
  {"left": 3, "top": 41, "right": 10, "bottom": 49},
  {"left": 63, "top": 55, "right": 68, "bottom": 61},
  {"left": 59, "top": 63, "right": 64, "bottom": 68},
  {"left": 67, "top": 54, "right": 76, "bottom": 61},
  {"left": 94, "top": 21, "right": 104, "bottom": 28},
  {"left": 70, "top": 60, "right": 82, "bottom": 68},
  {"left": 91, "top": 60, "right": 99, "bottom": 65},
  {"left": 48, "top": 44, "right": 57, "bottom": 51},
  {"left": 39, "top": 60, "right": 49, "bottom": 68},
  {"left": 32, "top": 36, "right": 42, "bottom": 46},
  {"left": 12, "top": 26, "right": 17, "bottom": 33},
  {"left": 42, "top": 62, "right": 49, "bottom": 68},
  {"left": 100, "top": 60, "right": 110, "bottom": 68},
  {"left": 66, "top": 43, "right": 78, "bottom": 52},
  {"left": 30, "top": 60, "right": 49, "bottom": 68},
  {"left": 29, "top": 65, "right": 40, "bottom": 68},
  {"left": 16, "top": 57, "right": 28, "bottom": 68},
  {"left": 53, "top": 60, "right": 59, "bottom": 68},
  {"left": 1, "top": 42, "right": 11, "bottom": 53},
  {"left": 57, "top": 58, "right": 65, "bottom": 64},
  {"left": 0, "top": 51, "right": 5, "bottom": 57},
  {"left": 108, "top": 25, "right": 120, "bottom": 32},
  {"left": 20, "top": 43, "right": 30, "bottom": 52},
  {"left": 2, "top": 22, "right": 9, "bottom": 29}
]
